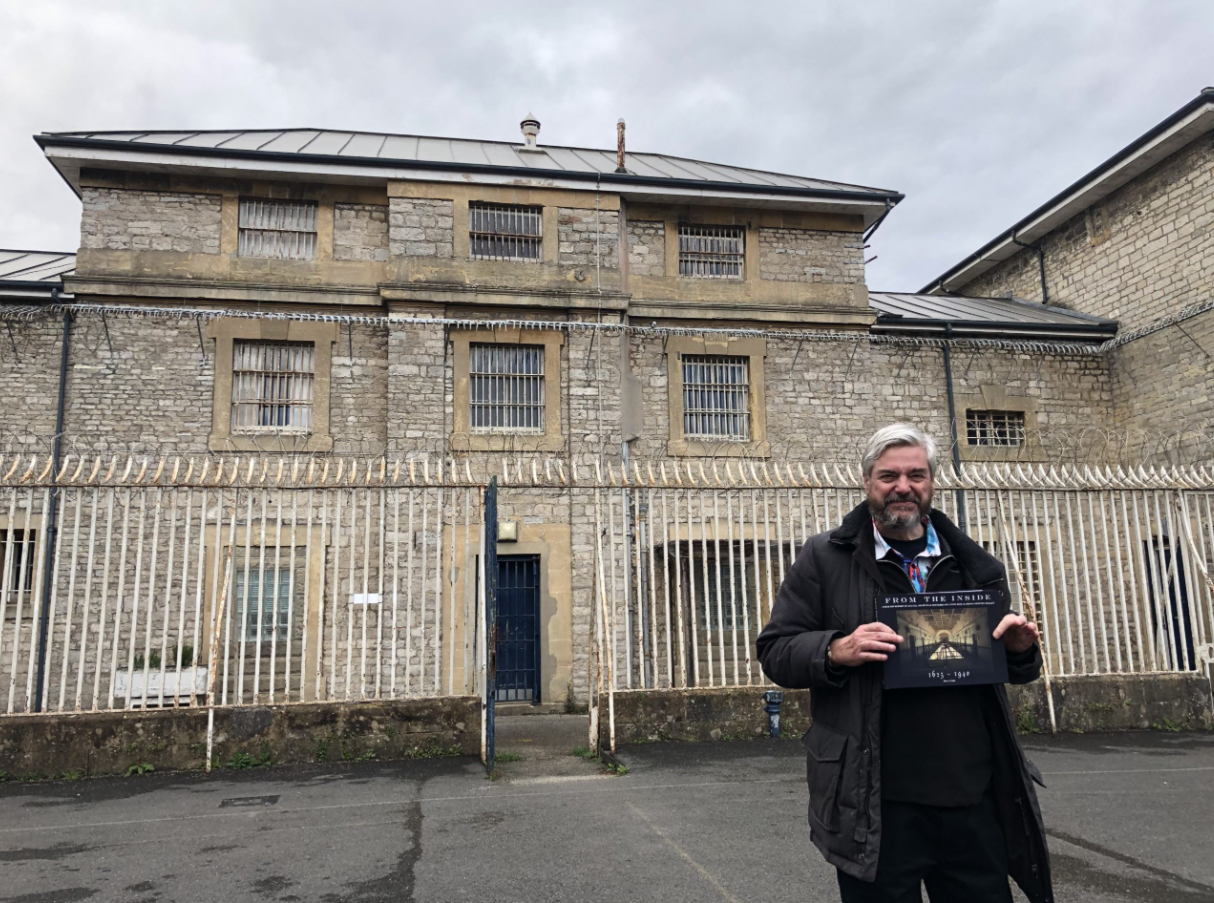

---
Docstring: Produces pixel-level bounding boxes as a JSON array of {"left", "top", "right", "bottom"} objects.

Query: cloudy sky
[{"left": 3, "top": 1, "right": 1212, "bottom": 291}]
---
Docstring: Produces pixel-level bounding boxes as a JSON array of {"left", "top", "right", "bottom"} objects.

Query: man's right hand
[{"left": 828, "top": 623, "right": 904, "bottom": 667}]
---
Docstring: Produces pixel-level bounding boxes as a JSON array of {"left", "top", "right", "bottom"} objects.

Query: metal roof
[
  {"left": 869, "top": 291, "right": 1117, "bottom": 339},
  {"left": 0, "top": 250, "right": 75, "bottom": 283},
  {"left": 921, "top": 87, "right": 1214, "bottom": 293},
  {"left": 37, "top": 128, "right": 901, "bottom": 206}
]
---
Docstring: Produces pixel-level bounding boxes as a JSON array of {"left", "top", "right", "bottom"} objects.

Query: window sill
[
  {"left": 208, "top": 433, "right": 334, "bottom": 453},
  {"left": 451, "top": 432, "right": 565, "bottom": 453},
  {"left": 667, "top": 438, "right": 771, "bottom": 458}
]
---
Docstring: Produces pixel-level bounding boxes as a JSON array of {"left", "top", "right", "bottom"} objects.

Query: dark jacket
[{"left": 756, "top": 502, "right": 1053, "bottom": 903}]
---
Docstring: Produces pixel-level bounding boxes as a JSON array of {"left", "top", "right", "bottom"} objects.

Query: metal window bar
[
  {"left": 682, "top": 355, "right": 751, "bottom": 440},
  {"left": 966, "top": 410, "right": 1026, "bottom": 447},
  {"left": 231, "top": 341, "right": 315, "bottom": 434},
  {"left": 678, "top": 225, "right": 744, "bottom": 278},
  {"left": 469, "top": 344, "right": 545, "bottom": 433},
  {"left": 238, "top": 199, "right": 318, "bottom": 260},
  {"left": 469, "top": 203, "right": 542, "bottom": 262}
]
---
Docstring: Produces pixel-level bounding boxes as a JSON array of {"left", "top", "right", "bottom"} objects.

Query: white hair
[{"left": 861, "top": 423, "right": 939, "bottom": 478}]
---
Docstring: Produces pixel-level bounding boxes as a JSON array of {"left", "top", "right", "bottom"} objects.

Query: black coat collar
[{"left": 829, "top": 501, "right": 1005, "bottom": 587}]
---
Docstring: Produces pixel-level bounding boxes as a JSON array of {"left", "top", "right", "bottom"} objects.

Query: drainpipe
[
  {"left": 1011, "top": 233, "right": 1048, "bottom": 305},
  {"left": 34, "top": 293, "right": 71, "bottom": 712},
  {"left": 863, "top": 198, "right": 894, "bottom": 242},
  {"left": 941, "top": 324, "right": 966, "bottom": 530}
]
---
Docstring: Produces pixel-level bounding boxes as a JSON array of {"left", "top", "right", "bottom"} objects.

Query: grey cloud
[{"left": 2, "top": 0, "right": 1212, "bottom": 291}]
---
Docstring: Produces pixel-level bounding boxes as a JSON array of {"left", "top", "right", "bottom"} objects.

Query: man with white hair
[{"left": 757, "top": 424, "right": 1052, "bottom": 903}]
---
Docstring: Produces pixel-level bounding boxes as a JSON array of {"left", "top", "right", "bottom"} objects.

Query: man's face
[{"left": 864, "top": 445, "right": 934, "bottom": 530}]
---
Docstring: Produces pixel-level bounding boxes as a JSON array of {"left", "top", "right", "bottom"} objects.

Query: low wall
[
  {"left": 606, "top": 687, "right": 811, "bottom": 745},
  {"left": 0, "top": 697, "right": 480, "bottom": 780},
  {"left": 1009, "top": 672, "right": 1213, "bottom": 733},
  {"left": 604, "top": 673, "right": 1212, "bottom": 746}
]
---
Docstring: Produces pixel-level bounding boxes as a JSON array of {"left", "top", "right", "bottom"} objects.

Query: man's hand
[
  {"left": 828, "top": 622, "right": 904, "bottom": 667},
  {"left": 993, "top": 613, "right": 1040, "bottom": 654}
]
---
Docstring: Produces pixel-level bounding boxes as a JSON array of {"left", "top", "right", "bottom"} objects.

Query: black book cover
[{"left": 877, "top": 589, "right": 1009, "bottom": 688}]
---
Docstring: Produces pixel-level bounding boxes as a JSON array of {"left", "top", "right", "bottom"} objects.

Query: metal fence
[
  {"left": 0, "top": 456, "right": 489, "bottom": 724},
  {"left": 585, "top": 460, "right": 1214, "bottom": 744}
]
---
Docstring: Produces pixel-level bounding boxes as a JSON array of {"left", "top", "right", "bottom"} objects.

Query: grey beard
[{"left": 868, "top": 493, "right": 931, "bottom": 529}]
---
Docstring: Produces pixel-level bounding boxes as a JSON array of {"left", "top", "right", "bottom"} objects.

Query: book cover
[{"left": 877, "top": 589, "right": 1009, "bottom": 689}]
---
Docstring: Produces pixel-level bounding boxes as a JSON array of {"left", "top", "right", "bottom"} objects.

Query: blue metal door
[{"left": 496, "top": 555, "right": 541, "bottom": 703}]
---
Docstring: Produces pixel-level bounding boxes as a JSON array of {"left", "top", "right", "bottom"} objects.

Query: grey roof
[
  {"left": 38, "top": 128, "right": 901, "bottom": 201},
  {"left": 0, "top": 250, "right": 75, "bottom": 284},
  {"left": 869, "top": 291, "right": 1117, "bottom": 339}
]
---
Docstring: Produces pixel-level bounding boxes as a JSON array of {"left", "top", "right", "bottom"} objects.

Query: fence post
[{"left": 484, "top": 477, "right": 498, "bottom": 774}]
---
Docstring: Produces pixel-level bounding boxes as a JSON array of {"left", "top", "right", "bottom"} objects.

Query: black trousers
[{"left": 836, "top": 792, "right": 1013, "bottom": 903}]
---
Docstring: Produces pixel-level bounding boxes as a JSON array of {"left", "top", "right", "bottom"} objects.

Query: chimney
[
  {"left": 520, "top": 113, "right": 541, "bottom": 150},
  {"left": 616, "top": 118, "right": 626, "bottom": 172}
]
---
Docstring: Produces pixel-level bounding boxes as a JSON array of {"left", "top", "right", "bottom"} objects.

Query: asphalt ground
[{"left": 1, "top": 728, "right": 1212, "bottom": 903}]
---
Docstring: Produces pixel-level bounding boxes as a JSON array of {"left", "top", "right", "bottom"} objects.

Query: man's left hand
[{"left": 993, "top": 613, "right": 1040, "bottom": 654}]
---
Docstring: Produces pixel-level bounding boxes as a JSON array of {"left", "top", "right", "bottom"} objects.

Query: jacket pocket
[{"left": 803, "top": 722, "right": 848, "bottom": 832}]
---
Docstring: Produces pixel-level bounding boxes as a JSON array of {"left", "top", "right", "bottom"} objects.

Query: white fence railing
[
  {"left": 0, "top": 458, "right": 488, "bottom": 717},
  {"left": 587, "top": 465, "right": 1214, "bottom": 699}
]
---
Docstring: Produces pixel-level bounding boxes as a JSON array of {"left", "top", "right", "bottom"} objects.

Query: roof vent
[{"left": 520, "top": 113, "right": 541, "bottom": 151}]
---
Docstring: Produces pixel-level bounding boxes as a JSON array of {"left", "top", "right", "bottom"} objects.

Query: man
[{"left": 756, "top": 424, "right": 1052, "bottom": 903}]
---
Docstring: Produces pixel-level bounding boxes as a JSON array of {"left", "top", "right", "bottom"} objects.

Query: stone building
[
  {"left": 1, "top": 102, "right": 1208, "bottom": 715},
  {"left": 923, "top": 86, "right": 1214, "bottom": 462}
]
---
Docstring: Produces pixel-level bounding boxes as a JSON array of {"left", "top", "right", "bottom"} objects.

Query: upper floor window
[
  {"left": 678, "top": 225, "right": 744, "bottom": 279},
  {"left": 238, "top": 199, "right": 318, "bottom": 260},
  {"left": 231, "top": 340, "right": 315, "bottom": 434},
  {"left": 469, "top": 344, "right": 545, "bottom": 433},
  {"left": 966, "top": 410, "right": 1026, "bottom": 447},
  {"left": 682, "top": 355, "right": 751, "bottom": 441},
  {"left": 469, "top": 203, "right": 542, "bottom": 262}
]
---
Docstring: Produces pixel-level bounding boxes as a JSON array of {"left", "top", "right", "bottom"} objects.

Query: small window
[
  {"left": 233, "top": 564, "right": 294, "bottom": 643},
  {"left": 469, "top": 344, "right": 546, "bottom": 433},
  {"left": 1, "top": 528, "right": 36, "bottom": 615},
  {"left": 469, "top": 203, "right": 542, "bottom": 262},
  {"left": 238, "top": 199, "right": 318, "bottom": 260},
  {"left": 231, "top": 341, "right": 315, "bottom": 434},
  {"left": 966, "top": 410, "right": 1026, "bottom": 447},
  {"left": 980, "top": 539, "right": 1038, "bottom": 577},
  {"left": 682, "top": 355, "right": 750, "bottom": 441},
  {"left": 678, "top": 225, "right": 744, "bottom": 279}
]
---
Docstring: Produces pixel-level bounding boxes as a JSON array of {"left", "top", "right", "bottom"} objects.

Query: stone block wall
[
  {"left": 1110, "top": 308, "right": 1214, "bottom": 464},
  {"left": 80, "top": 187, "right": 222, "bottom": 254},
  {"left": 557, "top": 208, "right": 619, "bottom": 269},
  {"left": 758, "top": 228, "right": 864, "bottom": 284},
  {"left": 389, "top": 198, "right": 455, "bottom": 258},
  {"left": 629, "top": 333, "right": 1115, "bottom": 461},
  {"left": 627, "top": 220, "right": 665, "bottom": 276},
  {"left": 962, "top": 134, "right": 1214, "bottom": 330},
  {"left": 333, "top": 203, "right": 389, "bottom": 261}
]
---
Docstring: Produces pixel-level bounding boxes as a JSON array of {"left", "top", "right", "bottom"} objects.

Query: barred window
[
  {"left": 231, "top": 341, "right": 315, "bottom": 434},
  {"left": 678, "top": 225, "right": 744, "bottom": 278},
  {"left": 469, "top": 344, "right": 545, "bottom": 433},
  {"left": 966, "top": 410, "right": 1026, "bottom": 447},
  {"left": 238, "top": 199, "right": 318, "bottom": 260},
  {"left": 0, "top": 528, "right": 36, "bottom": 614},
  {"left": 233, "top": 564, "right": 294, "bottom": 642},
  {"left": 682, "top": 355, "right": 751, "bottom": 441},
  {"left": 469, "top": 203, "right": 542, "bottom": 262}
]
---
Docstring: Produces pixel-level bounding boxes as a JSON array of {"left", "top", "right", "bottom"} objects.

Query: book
[{"left": 877, "top": 589, "right": 1008, "bottom": 689}]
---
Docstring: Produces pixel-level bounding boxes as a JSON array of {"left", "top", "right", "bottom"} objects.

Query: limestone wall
[
  {"left": 80, "top": 187, "right": 222, "bottom": 254},
  {"left": 333, "top": 203, "right": 389, "bottom": 261},
  {"left": 627, "top": 220, "right": 665, "bottom": 277},
  {"left": 758, "top": 227, "right": 864, "bottom": 284},
  {"left": 389, "top": 198, "right": 455, "bottom": 258},
  {"left": 557, "top": 208, "right": 619, "bottom": 269},
  {"left": 962, "top": 134, "right": 1214, "bottom": 330}
]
